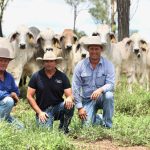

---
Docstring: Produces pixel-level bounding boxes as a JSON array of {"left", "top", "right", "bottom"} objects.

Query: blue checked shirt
[
  {"left": 0, "top": 71, "right": 19, "bottom": 100},
  {"left": 72, "top": 57, "right": 115, "bottom": 109}
]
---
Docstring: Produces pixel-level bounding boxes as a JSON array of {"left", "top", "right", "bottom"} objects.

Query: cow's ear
[
  {"left": 109, "top": 32, "right": 117, "bottom": 43},
  {"left": 27, "top": 32, "right": 35, "bottom": 45},
  {"left": 92, "top": 32, "right": 99, "bottom": 36},
  {"left": 60, "top": 35, "right": 65, "bottom": 42},
  {"left": 9, "top": 32, "right": 19, "bottom": 42},
  {"left": 53, "top": 34, "right": 61, "bottom": 49},
  {"left": 140, "top": 40, "right": 148, "bottom": 51},
  {"left": 73, "top": 35, "right": 78, "bottom": 44},
  {"left": 27, "top": 32, "right": 34, "bottom": 39},
  {"left": 76, "top": 43, "right": 81, "bottom": 52}
]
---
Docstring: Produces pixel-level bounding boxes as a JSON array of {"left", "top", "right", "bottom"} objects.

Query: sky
[{"left": 2, "top": 0, "right": 150, "bottom": 41}]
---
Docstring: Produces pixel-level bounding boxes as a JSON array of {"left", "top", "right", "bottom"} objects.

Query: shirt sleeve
[
  {"left": 101, "top": 61, "right": 115, "bottom": 93},
  {"left": 62, "top": 74, "right": 71, "bottom": 89},
  {"left": 72, "top": 62, "right": 83, "bottom": 109},
  {"left": 11, "top": 76, "right": 20, "bottom": 96},
  {"left": 0, "top": 90, "right": 9, "bottom": 100},
  {"left": 28, "top": 73, "right": 37, "bottom": 89}
]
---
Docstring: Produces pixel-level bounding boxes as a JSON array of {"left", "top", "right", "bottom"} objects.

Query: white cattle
[
  {"left": 92, "top": 24, "right": 117, "bottom": 59},
  {"left": 73, "top": 36, "right": 89, "bottom": 72},
  {"left": 129, "top": 33, "right": 149, "bottom": 91},
  {"left": 36, "top": 28, "right": 61, "bottom": 55},
  {"left": 145, "top": 43, "right": 150, "bottom": 90},
  {"left": 7, "top": 25, "right": 40, "bottom": 86},
  {"left": 59, "top": 29, "right": 78, "bottom": 76}
]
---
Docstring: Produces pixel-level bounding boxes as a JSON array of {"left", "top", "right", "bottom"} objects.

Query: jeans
[
  {"left": 0, "top": 96, "right": 24, "bottom": 129},
  {"left": 82, "top": 91, "right": 114, "bottom": 128},
  {"left": 36, "top": 102, "right": 74, "bottom": 132}
]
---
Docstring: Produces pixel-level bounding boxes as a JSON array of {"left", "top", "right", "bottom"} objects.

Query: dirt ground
[{"left": 71, "top": 139, "right": 150, "bottom": 150}]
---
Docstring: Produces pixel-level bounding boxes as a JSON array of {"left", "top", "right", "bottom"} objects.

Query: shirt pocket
[
  {"left": 96, "top": 73, "right": 106, "bottom": 87},
  {"left": 81, "top": 72, "right": 91, "bottom": 86}
]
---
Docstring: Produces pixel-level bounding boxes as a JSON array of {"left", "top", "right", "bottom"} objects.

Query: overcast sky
[{"left": 2, "top": 0, "right": 150, "bottom": 41}]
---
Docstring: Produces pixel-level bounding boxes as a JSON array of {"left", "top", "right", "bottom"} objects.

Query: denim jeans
[
  {"left": 82, "top": 91, "right": 114, "bottom": 128},
  {"left": 0, "top": 96, "right": 24, "bottom": 129},
  {"left": 36, "top": 102, "right": 74, "bottom": 132}
]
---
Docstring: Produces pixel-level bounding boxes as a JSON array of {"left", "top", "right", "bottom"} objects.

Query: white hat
[
  {"left": 36, "top": 51, "right": 62, "bottom": 63},
  {"left": 0, "top": 48, "right": 14, "bottom": 60},
  {"left": 83, "top": 36, "right": 104, "bottom": 50}
]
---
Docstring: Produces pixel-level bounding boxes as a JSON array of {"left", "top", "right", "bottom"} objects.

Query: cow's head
[{"left": 9, "top": 25, "right": 35, "bottom": 49}]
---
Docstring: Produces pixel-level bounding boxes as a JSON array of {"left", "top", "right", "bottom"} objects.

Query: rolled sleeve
[{"left": 72, "top": 63, "right": 83, "bottom": 109}]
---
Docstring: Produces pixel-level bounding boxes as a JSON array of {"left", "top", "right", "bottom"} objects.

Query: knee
[
  {"left": 104, "top": 92, "right": 114, "bottom": 101},
  {"left": 65, "top": 106, "right": 75, "bottom": 116},
  {"left": 4, "top": 97, "right": 14, "bottom": 108}
]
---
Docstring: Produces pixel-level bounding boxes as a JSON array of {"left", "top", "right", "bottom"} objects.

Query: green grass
[{"left": 0, "top": 76, "right": 150, "bottom": 149}]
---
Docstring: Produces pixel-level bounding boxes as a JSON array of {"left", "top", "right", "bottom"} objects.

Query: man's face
[
  {"left": 0, "top": 57, "right": 10, "bottom": 72},
  {"left": 43, "top": 60, "right": 57, "bottom": 71},
  {"left": 88, "top": 45, "right": 103, "bottom": 60}
]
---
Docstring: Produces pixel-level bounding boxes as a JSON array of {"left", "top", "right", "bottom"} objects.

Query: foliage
[
  {"left": 88, "top": 0, "right": 110, "bottom": 24},
  {"left": 74, "top": 29, "right": 87, "bottom": 39},
  {"left": 0, "top": 76, "right": 150, "bottom": 149},
  {"left": 64, "top": 0, "right": 89, "bottom": 31}
]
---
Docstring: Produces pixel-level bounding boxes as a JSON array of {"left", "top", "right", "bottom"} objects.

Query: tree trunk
[
  {"left": 73, "top": 5, "right": 77, "bottom": 32},
  {"left": 0, "top": 20, "right": 3, "bottom": 37},
  {"left": 117, "top": 0, "right": 130, "bottom": 41},
  {"left": 111, "top": 0, "right": 116, "bottom": 33}
]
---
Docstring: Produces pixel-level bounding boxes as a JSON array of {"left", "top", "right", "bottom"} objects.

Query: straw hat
[
  {"left": 36, "top": 51, "right": 63, "bottom": 63},
  {"left": 83, "top": 36, "right": 105, "bottom": 50},
  {"left": 0, "top": 47, "right": 14, "bottom": 60}
]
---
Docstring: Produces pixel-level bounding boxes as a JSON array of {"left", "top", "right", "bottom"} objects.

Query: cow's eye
[{"left": 141, "top": 47, "right": 146, "bottom": 51}]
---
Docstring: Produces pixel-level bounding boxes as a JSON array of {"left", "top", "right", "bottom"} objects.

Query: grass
[{"left": 0, "top": 76, "right": 150, "bottom": 149}]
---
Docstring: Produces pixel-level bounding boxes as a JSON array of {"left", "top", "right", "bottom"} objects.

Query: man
[
  {"left": 0, "top": 47, "right": 23, "bottom": 129},
  {"left": 72, "top": 36, "right": 115, "bottom": 128},
  {"left": 27, "top": 51, "right": 74, "bottom": 133}
]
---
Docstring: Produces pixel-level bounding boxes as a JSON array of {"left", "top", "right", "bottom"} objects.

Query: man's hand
[
  {"left": 90, "top": 88, "right": 103, "bottom": 100},
  {"left": 64, "top": 96, "right": 74, "bottom": 110},
  {"left": 38, "top": 111, "right": 49, "bottom": 123},
  {"left": 78, "top": 107, "right": 87, "bottom": 120},
  {"left": 10, "top": 92, "right": 19, "bottom": 104}
]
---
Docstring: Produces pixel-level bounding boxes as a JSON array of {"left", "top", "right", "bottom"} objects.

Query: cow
[
  {"left": 59, "top": 29, "right": 78, "bottom": 76},
  {"left": 7, "top": 25, "right": 40, "bottom": 86},
  {"left": 73, "top": 36, "right": 89, "bottom": 72}
]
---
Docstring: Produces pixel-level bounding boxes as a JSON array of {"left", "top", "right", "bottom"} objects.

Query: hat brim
[
  {"left": 0, "top": 56, "right": 14, "bottom": 60},
  {"left": 36, "top": 57, "right": 63, "bottom": 63},
  {"left": 83, "top": 44, "right": 105, "bottom": 51}
]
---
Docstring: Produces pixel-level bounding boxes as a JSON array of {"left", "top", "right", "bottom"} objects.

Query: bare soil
[{"left": 71, "top": 139, "right": 150, "bottom": 150}]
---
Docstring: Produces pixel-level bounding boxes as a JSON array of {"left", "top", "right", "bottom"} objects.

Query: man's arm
[
  {"left": 27, "top": 87, "right": 48, "bottom": 123},
  {"left": 72, "top": 62, "right": 87, "bottom": 120},
  {"left": 64, "top": 88, "right": 74, "bottom": 110}
]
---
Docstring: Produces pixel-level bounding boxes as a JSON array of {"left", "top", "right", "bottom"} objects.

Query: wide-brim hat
[
  {"left": 0, "top": 47, "right": 14, "bottom": 60},
  {"left": 83, "top": 36, "right": 105, "bottom": 51},
  {"left": 36, "top": 51, "right": 63, "bottom": 63}
]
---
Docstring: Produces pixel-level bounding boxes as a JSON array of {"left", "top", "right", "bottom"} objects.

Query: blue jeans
[
  {"left": 0, "top": 96, "right": 24, "bottom": 129},
  {"left": 82, "top": 91, "right": 114, "bottom": 128},
  {"left": 36, "top": 102, "right": 74, "bottom": 131}
]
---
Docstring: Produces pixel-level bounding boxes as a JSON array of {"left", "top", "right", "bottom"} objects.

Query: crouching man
[
  {"left": 0, "top": 47, "right": 24, "bottom": 129},
  {"left": 27, "top": 51, "right": 74, "bottom": 134}
]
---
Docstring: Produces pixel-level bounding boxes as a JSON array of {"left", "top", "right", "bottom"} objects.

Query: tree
[
  {"left": 64, "top": 0, "right": 88, "bottom": 32},
  {"left": 0, "top": 0, "right": 11, "bottom": 37},
  {"left": 110, "top": 0, "right": 117, "bottom": 33},
  {"left": 117, "top": 0, "right": 130, "bottom": 41},
  {"left": 88, "top": 0, "right": 109, "bottom": 24}
]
